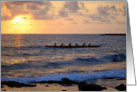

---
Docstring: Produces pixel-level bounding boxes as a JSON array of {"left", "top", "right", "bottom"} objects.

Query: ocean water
[{"left": 1, "top": 34, "right": 126, "bottom": 83}]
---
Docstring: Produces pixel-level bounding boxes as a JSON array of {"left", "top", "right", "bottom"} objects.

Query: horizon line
[{"left": 1, "top": 33, "right": 126, "bottom": 35}]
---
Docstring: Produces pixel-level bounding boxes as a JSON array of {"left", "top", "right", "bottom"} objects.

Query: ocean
[{"left": 1, "top": 34, "right": 126, "bottom": 84}]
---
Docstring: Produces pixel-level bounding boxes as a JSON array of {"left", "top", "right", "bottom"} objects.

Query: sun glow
[
  {"left": 10, "top": 15, "right": 33, "bottom": 34},
  {"left": 13, "top": 17, "right": 22, "bottom": 23},
  {"left": 12, "top": 15, "right": 31, "bottom": 24}
]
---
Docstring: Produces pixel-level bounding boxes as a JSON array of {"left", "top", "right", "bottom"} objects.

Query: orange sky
[{"left": 1, "top": 1, "right": 126, "bottom": 34}]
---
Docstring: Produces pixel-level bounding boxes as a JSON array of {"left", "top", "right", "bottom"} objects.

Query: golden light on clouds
[
  {"left": 11, "top": 15, "right": 32, "bottom": 24},
  {"left": 1, "top": 1, "right": 126, "bottom": 34},
  {"left": 9, "top": 15, "right": 33, "bottom": 34}
]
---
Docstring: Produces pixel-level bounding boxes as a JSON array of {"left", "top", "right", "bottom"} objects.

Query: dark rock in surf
[
  {"left": 45, "top": 78, "right": 78, "bottom": 86},
  {"left": 115, "top": 84, "right": 126, "bottom": 91},
  {"left": 78, "top": 82, "right": 107, "bottom": 91},
  {"left": 112, "top": 54, "right": 126, "bottom": 62},
  {"left": 32, "top": 78, "right": 78, "bottom": 86},
  {"left": 104, "top": 77, "right": 126, "bottom": 80},
  {"left": 1, "top": 85, "right": 5, "bottom": 88},
  {"left": 45, "top": 85, "right": 49, "bottom": 87},
  {"left": 62, "top": 90, "right": 67, "bottom": 91},
  {"left": 1, "top": 81, "right": 36, "bottom": 88},
  {"left": 60, "top": 78, "right": 78, "bottom": 86},
  {"left": 35, "top": 81, "right": 47, "bottom": 83}
]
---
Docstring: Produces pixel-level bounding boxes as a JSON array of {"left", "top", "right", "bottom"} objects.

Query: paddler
[
  {"left": 54, "top": 43, "right": 56, "bottom": 46},
  {"left": 88, "top": 43, "right": 91, "bottom": 46},
  {"left": 82, "top": 43, "right": 86, "bottom": 46},
  {"left": 60, "top": 43, "right": 64, "bottom": 46},
  {"left": 68, "top": 43, "right": 72, "bottom": 46},
  {"left": 75, "top": 43, "right": 79, "bottom": 46}
]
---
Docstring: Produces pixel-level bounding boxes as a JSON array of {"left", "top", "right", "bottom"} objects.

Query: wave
[
  {"left": 1, "top": 70, "right": 126, "bottom": 84},
  {"left": 104, "top": 53, "right": 126, "bottom": 62},
  {"left": 1, "top": 45, "right": 44, "bottom": 49},
  {"left": 75, "top": 53, "right": 126, "bottom": 63},
  {"left": 76, "top": 57, "right": 99, "bottom": 61},
  {"left": 2, "top": 53, "right": 126, "bottom": 70},
  {"left": 2, "top": 53, "right": 41, "bottom": 57}
]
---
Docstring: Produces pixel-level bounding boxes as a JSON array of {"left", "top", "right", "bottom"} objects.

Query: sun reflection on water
[{"left": 14, "top": 34, "right": 24, "bottom": 47}]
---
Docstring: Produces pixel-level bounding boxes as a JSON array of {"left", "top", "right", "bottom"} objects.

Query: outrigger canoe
[{"left": 45, "top": 45, "right": 101, "bottom": 48}]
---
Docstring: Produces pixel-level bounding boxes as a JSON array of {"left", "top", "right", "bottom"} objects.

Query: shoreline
[{"left": 1, "top": 78, "right": 126, "bottom": 91}]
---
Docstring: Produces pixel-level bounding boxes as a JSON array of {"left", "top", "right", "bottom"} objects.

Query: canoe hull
[{"left": 45, "top": 45, "right": 101, "bottom": 48}]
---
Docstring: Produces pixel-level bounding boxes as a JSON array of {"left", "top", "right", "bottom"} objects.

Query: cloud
[
  {"left": 58, "top": 1, "right": 88, "bottom": 21},
  {"left": 89, "top": 15, "right": 111, "bottom": 24},
  {"left": 88, "top": 5, "right": 122, "bottom": 24},
  {"left": 1, "top": 15, "right": 11, "bottom": 20},
  {"left": 65, "top": 18, "right": 74, "bottom": 21},
  {"left": 117, "top": 21, "right": 126, "bottom": 24},
  {"left": 1, "top": 1, "right": 54, "bottom": 20},
  {"left": 59, "top": 9, "right": 68, "bottom": 17},
  {"left": 29, "top": 1, "right": 54, "bottom": 20},
  {"left": 1, "top": 1, "right": 126, "bottom": 25},
  {"left": 83, "top": 19, "right": 92, "bottom": 24},
  {"left": 63, "top": 1, "right": 80, "bottom": 13},
  {"left": 97, "top": 5, "right": 118, "bottom": 16}
]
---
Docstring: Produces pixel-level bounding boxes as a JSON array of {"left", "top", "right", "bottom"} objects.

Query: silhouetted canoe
[{"left": 45, "top": 45, "right": 101, "bottom": 48}]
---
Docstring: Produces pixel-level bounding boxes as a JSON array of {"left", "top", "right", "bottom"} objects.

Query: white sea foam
[{"left": 1, "top": 70, "right": 126, "bottom": 84}]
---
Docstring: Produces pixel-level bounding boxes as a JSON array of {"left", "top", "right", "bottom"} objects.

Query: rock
[
  {"left": 62, "top": 90, "right": 67, "bottom": 91},
  {"left": 1, "top": 81, "right": 37, "bottom": 88},
  {"left": 35, "top": 81, "right": 47, "bottom": 83},
  {"left": 104, "top": 77, "right": 126, "bottom": 80},
  {"left": 46, "top": 78, "right": 78, "bottom": 86},
  {"left": 78, "top": 82, "right": 107, "bottom": 91},
  {"left": 115, "top": 84, "right": 126, "bottom": 91},
  {"left": 60, "top": 78, "right": 78, "bottom": 86},
  {"left": 45, "top": 85, "right": 49, "bottom": 87},
  {"left": 1, "top": 85, "right": 5, "bottom": 88}
]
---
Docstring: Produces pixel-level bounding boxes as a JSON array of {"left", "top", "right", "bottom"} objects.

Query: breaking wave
[{"left": 1, "top": 70, "right": 126, "bottom": 84}]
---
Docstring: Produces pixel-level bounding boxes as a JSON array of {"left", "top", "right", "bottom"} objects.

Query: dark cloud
[
  {"left": 59, "top": 9, "right": 68, "bottom": 17},
  {"left": 89, "top": 15, "right": 111, "bottom": 24},
  {"left": 29, "top": 1, "right": 54, "bottom": 20},
  {"left": 63, "top": 1, "right": 80, "bottom": 13},
  {"left": 58, "top": 1, "right": 87, "bottom": 19},
  {"left": 83, "top": 19, "right": 91, "bottom": 24},
  {"left": 88, "top": 5, "right": 121, "bottom": 23},
  {"left": 97, "top": 5, "right": 118, "bottom": 16},
  {"left": 27, "top": 4, "right": 39, "bottom": 10},
  {"left": 2, "top": 1, "right": 54, "bottom": 20},
  {"left": 65, "top": 18, "right": 74, "bottom": 21}
]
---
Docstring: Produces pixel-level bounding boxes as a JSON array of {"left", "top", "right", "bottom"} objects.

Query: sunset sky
[{"left": 1, "top": 1, "right": 126, "bottom": 34}]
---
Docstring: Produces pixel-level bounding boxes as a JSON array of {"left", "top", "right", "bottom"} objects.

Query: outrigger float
[{"left": 45, "top": 45, "right": 101, "bottom": 48}]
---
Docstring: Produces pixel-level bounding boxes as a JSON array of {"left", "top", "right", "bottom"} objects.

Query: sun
[
  {"left": 12, "top": 15, "right": 24, "bottom": 24},
  {"left": 10, "top": 15, "right": 33, "bottom": 34},
  {"left": 14, "top": 17, "right": 22, "bottom": 23}
]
